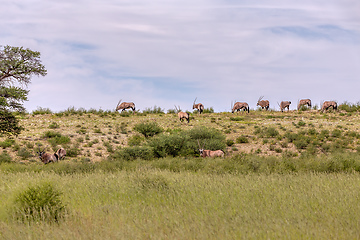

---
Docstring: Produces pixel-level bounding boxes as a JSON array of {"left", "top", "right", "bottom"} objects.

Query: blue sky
[{"left": 1, "top": 0, "right": 359, "bottom": 112}]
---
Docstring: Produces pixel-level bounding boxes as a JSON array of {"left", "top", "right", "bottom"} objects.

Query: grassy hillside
[
  {"left": 1, "top": 108, "right": 360, "bottom": 239},
  {"left": 1, "top": 108, "right": 359, "bottom": 163}
]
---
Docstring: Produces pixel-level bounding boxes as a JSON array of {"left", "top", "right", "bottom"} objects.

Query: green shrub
[
  {"left": 13, "top": 182, "right": 66, "bottom": 222},
  {"left": 236, "top": 135, "right": 249, "bottom": 143},
  {"left": 332, "top": 129, "right": 342, "bottom": 138},
  {"left": 49, "top": 122, "right": 59, "bottom": 129},
  {"left": 148, "top": 133, "right": 191, "bottom": 158},
  {"left": 103, "top": 141, "right": 114, "bottom": 153},
  {"left": 297, "top": 121, "right": 306, "bottom": 127},
  {"left": 203, "top": 107, "right": 214, "bottom": 113},
  {"left": 66, "top": 145, "right": 80, "bottom": 157},
  {"left": 264, "top": 127, "right": 279, "bottom": 138},
  {"left": 142, "top": 106, "right": 164, "bottom": 114},
  {"left": 0, "top": 138, "right": 15, "bottom": 148},
  {"left": 18, "top": 147, "right": 32, "bottom": 160},
  {"left": 294, "top": 139, "right": 309, "bottom": 149},
  {"left": 230, "top": 117, "right": 244, "bottom": 121},
  {"left": 226, "top": 139, "right": 235, "bottom": 146},
  {"left": 43, "top": 131, "right": 62, "bottom": 139},
  {"left": 167, "top": 109, "right": 176, "bottom": 114},
  {"left": 0, "top": 151, "right": 12, "bottom": 163},
  {"left": 134, "top": 122, "right": 163, "bottom": 138},
  {"left": 128, "top": 134, "right": 145, "bottom": 146},
  {"left": 110, "top": 146, "right": 154, "bottom": 161},
  {"left": 32, "top": 107, "right": 52, "bottom": 115}
]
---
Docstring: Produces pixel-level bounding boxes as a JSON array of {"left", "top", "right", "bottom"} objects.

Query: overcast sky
[{"left": 1, "top": 0, "right": 359, "bottom": 112}]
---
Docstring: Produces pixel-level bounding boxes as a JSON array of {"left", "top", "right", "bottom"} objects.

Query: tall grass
[{"left": 1, "top": 170, "right": 360, "bottom": 239}]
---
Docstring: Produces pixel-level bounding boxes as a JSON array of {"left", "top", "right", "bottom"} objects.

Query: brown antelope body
[
  {"left": 257, "top": 96, "right": 270, "bottom": 110},
  {"left": 37, "top": 148, "right": 58, "bottom": 164},
  {"left": 297, "top": 99, "right": 312, "bottom": 110},
  {"left": 175, "top": 105, "right": 190, "bottom": 123},
  {"left": 232, "top": 102, "right": 249, "bottom": 113},
  {"left": 199, "top": 149, "right": 225, "bottom": 158},
  {"left": 279, "top": 101, "right": 291, "bottom": 112},
  {"left": 56, "top": 148, "right": 66, "bottom": 160},
  {"left": 116, "top": 99, "right": 135, "bottom": 112},
  {"left": 193, "top": 98, "right": 204, "bottom": 114},
  {"left": 321, "top": 101, "right": 337, "bottom": 112},
  {"left": 197, "top": 140, "right": 224, "bottom": 158}
]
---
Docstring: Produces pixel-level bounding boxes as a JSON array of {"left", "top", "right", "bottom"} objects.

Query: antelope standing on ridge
[
  {"left": 321, "top": 101, "right": 337, "bottom": 112},
  {"left": 174, "top": 105, "right": 190, "bottom": 123},
  {"left": 257, "top": 96, "right": 270, "bottom": 110},
  {"left": 232, "top": 101, "right": 249, "bottom": 113},
  {"left": 193, "top": 97, "right": 204, "bottom": 114},
  {"left": 197, "top": 140, "right": 224, "bottom": 158},
  {"left": 279, "top": 101, "right": 291, "bottom": 112},
  {"left": 116, "top": 99, "right": 136, "bottom": 112},
  {"left": 297, "top": 99, "right": 312, "bottom": 110}
]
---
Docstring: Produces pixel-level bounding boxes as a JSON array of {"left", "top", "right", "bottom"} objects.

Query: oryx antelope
[
  {"left": 174, "top": 105, "right": 190, "bottom": 123},
  {"left": 193, "top": 98, "right": 204, "bottom": 114},
  {"left": 116, "top": 99, "right": 136, "bottom": 112},
  {"left": 232, "top": 101, "right": 249, "bottom": 113},
  {"left": 257, "top": 96, "right": 270, "bottom": 110},
  {"left": 56, "top": 148, "right": 66, "bottom": 160},
  {"left": 279, "top": 101, "right": 291, "bottom": 112},
  {"left": 37, "top": 147, "right": 60, "bottom": 164},
  {"left": 321, "top": 101, "right": 337, "bottom": 112},
  {"left": 297, "top": 99, "right": 312, "bottom": 110},
  {"left": 197, "top": 140, "right": 224, "bottom": 158}
]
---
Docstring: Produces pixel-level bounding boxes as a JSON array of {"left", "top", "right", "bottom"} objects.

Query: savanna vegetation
[{"left": 1, "top": 104, "right": 360, "bottom": 239}]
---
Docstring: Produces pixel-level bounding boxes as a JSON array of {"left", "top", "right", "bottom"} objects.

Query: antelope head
[
  {"left": 116, "top": 99, "right": 122, "bottom": 111},
  {"left": 257, "top": 96, "right": 264, "bottom": 103},
  {"left": 193, "top": 97, "right": 197, "bottom": 107}
]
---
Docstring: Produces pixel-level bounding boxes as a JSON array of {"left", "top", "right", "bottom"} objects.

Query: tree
[{"left": 0, "top": 45, "right": 47, "bottom": 135}]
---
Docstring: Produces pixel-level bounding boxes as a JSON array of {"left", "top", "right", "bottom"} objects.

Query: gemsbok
[
  {"left": 174, "top": 105, "right": 190, "bottom": 123},
  {"left": 56, "top": 148, "right": 66, "bottom": 160},
  {"left": 257, "top": 96, "right": 270, "bottom": 110},
  {"left": 279, "top": 101, "right": 291, "bottom": 112},
  {"left": 197, "top": 140, "right": 224, "bottom": 158},
  {"left": 116, "top": 99, "right": 136, "bottom": 112},
  {"left": 37, "top": 147, "right": 60, "bottom": 164},
  {"left": 297, "top": 99, "right": 312, "bottom": 110},
  {"left": 321, "top": 101, "right": 337, "bottom": 112},
  {"left": 193, "top": 98, "right": 204, "bottom": 114},
  {"left": 232, "top": 101, "right": 249, "bottom": 113}
]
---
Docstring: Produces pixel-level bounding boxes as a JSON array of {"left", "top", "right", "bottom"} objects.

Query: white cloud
[{"left": 1, "top": 0, "right": 359, "bottom": 112}]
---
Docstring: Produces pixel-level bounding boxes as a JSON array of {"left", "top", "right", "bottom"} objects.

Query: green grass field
[
  {"left": 0, "top": 108, "right": 360, "bottom": 239},
  {"left": 1, "top": 171, "right": 360, "bottom": 239}
]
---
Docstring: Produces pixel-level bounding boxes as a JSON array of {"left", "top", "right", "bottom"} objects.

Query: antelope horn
[
  {"left": 197, "top": 139, "right": 201, "bottom": 148},
  {"left": 116, "top": 99, "right": 122, "bottom": 108},
  {"left": 194, "top": 97, "right": 197, "bottom": 104}
]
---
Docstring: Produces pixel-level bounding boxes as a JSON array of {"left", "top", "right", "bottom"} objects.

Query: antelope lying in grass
[
  {"left": 175, "top": 105, "right": 190, "bottom": 123},
  {"left": 197, "top": 140, "right": 224, "bottom": 158},
  {"left": 279, "top": 101, "right": 291, "bottom": 112},
  {"left": 116, "top": 99, "right": 136, "bottom": 112},
  {"left": 321, "top": 101, "right": 337, "bottom": 112},
  {"left": 56, "top": 148, "right": 66, "bottom": 160},
  {"left": 193, "top": 97, "right": 204, "bottom": 114},
  {"left": 297, "top": 99, "right": 312, "bottom": 110},
  {"left": 232, "top": 101, "right": 249, "bottom": 113},
  {"left": 257, "top": 96, "right": 270, "bottom": 110},
  {"left": 37, "top": 147, "right": 66, "bottom": 164}
]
